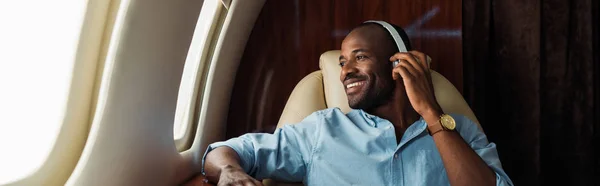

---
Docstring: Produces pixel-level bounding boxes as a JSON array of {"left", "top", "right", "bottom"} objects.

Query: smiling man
[{"left": 202, "top": 21, "right": 513, "bottom": 186}]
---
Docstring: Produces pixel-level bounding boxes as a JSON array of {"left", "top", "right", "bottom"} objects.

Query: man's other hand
[
  {"left": 390, "top": 50, "right": 443, "bottom": 119},
  {"left": 218, "top": 166, "right": 263, "bottom": 186}
]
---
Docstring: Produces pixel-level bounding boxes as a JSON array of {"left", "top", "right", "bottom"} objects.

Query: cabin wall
[
  {"left": 226, "top": 0, "right": 462, "bottom": 137},
  {"left": 463, "top": 0, "right": 600, "bottom": 185}
]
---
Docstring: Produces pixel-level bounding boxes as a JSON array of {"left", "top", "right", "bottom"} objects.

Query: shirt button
[{"left": 394, "top": 154, "right": 398, "bottom": 159}]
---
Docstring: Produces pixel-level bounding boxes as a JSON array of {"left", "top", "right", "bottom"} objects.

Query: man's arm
[
  {"left": 201, "top": 111, "right": 321, "bottom": 185},
  {"left": 391, "top": 51, "right": 512, "bottom": 186},
  {"left": 422, "top": 111, "right": 501, "bottom": 186},
  {"left": 204, "top": 146, "right": 262, "bottom": 185}
]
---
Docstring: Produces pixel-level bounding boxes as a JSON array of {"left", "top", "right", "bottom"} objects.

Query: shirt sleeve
[
  {"left": 453, "top": 114, "right": 515, "bottom": 186},
  {"left": 201, "top": 111, "right": 322, "bottom": 182}
]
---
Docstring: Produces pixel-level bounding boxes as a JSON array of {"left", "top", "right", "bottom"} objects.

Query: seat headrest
[
  {"left": 319, "top": 50, "right": 480, "bottom": 126},
  {"left": 319, "top": 51, "right": 353, "bottom": 113}
]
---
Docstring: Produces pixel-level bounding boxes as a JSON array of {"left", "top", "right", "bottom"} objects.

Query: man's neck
[{"left": 365, "top": 95, "right": 420, "bottom": 142}]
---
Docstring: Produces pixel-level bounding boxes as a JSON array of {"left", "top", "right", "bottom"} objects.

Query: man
[{"left": 202, "top": 21, "right": 513, "bottom": 186}]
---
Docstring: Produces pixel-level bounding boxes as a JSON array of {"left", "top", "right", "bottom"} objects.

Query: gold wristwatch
[{"left": 428, "top": 114, "right": 456, "bottom": 136}]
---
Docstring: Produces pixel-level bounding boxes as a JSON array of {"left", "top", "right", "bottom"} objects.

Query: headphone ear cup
[
  {"left": 426, "top": 56, "right": 432, "bottom": 69},
  {"left": 392, "top": 60, "right": 400, "bottom": 68}
]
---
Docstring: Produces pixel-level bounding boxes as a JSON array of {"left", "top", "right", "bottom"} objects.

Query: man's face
[{"left": 339, "top": 25, "right": 397, "bottom": 110}]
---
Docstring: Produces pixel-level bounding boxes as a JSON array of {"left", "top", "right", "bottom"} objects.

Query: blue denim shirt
[{"left": 203, "top": 108, "right": 513, "bottom": 186}]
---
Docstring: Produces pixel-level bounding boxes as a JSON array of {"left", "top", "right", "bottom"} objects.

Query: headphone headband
[{"left": 363, "top": 20, "right": 408, "bottom": 53}]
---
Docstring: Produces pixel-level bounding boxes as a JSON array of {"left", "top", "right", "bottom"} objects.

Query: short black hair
[{"left": 357, "top": 22, "right": 412, "bottom": 52}]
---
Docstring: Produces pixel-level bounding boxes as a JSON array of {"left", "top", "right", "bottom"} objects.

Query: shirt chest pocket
[
  {"left": 402, "top": 149, "right": 448, "bottom": 185},
  {"left": 415, "top": 149, "right": 444, "bottom": 171}
]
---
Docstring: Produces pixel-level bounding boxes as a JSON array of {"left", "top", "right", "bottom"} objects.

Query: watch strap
[{"left": 427, "top": 121, "right": 444, "bottom": 136}]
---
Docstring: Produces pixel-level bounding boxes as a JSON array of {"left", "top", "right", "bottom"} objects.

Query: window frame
[{"left": 173, "top": 0, "right": 228, "bottom": 151}]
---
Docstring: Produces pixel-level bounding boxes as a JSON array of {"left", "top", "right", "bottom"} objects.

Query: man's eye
[
  {"left": 356, "top": 55, "right": 366, "bottom": 60},
  {"left": 339, "top": 61, "right": 346, "bottom": 67}
]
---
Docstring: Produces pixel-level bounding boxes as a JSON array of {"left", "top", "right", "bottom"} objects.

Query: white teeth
[{"left": 346, "top": 81, "right": 364, "bottom": 89}]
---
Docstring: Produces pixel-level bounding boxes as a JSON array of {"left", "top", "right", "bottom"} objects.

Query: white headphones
[
  {"left": 363, "top": 20, "right": 408, "bottom": 53},
  {"left": 363, "top": 20, "right": 413, "bottom": 68}
]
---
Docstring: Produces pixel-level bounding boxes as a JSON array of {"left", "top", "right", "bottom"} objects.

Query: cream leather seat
[{"left": 265, "top": 50, "right": 480, "bottom": 186}]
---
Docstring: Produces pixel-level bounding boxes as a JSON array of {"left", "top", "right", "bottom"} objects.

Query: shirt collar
[
  {"left": 352, "top": 109, "right": 428, "bottom": 145},
  {"left": 355, "top": 109, "right": 379, "bottom": 127},
  {"left": 399, "top": 118, "right": 428, "bottom": 148}
]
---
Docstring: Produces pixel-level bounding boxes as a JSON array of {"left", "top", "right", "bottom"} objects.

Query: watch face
[{"left": 441, "top": 115, "right": 456, "bottom": 130}]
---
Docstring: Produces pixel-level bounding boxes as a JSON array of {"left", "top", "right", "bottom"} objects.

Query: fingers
[
  {"left": 219, "top": 178, "right": 262, "bottom": 186},
  {"left": 408, "top": 50, "right": 429, "bottom": 70},
  {"left": 222, "top": 181, "right": 258, "bottom": 186},
  {"left": 234, "top": 179, "right": 261, "bottom": 186},
  {"left": 253, "top": 179, "right": 264, "bottom": 186},
  {"left": 408, "top": 51, "right": 434, "bottom": 84},
  {"left": 390, "top": 52, "right": 425, "bottom": 83},
  {"left": 390, "top": 51, "right": 430, "bottom": 82},
  {"left": 396, "top": 59, "right": 418, "bottom": 76},
  {"left": 392, "top": 61, "right": 413, "bottom": 81},
  {"left": 238, "top": 179, "right": 261, "bottom": 186},
  {"left": 390, "top": 52, "right": 425, "bottom": 75}
]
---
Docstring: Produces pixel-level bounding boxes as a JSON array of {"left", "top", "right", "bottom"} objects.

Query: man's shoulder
[
  {"left": 278, "top": 108, "right": 345, "bottom": 136},
  {"left": 294, "top": 108, "right": 348, "bottom": 125},
  {"left": 311, "top": 107, "right": 347, "bottom": 118}
]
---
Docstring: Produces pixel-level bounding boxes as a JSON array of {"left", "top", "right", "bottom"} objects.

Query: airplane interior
[{"left": 0, "top": 0, "right": 598, "bottom": 185}]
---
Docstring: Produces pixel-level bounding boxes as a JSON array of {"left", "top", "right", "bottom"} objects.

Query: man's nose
[{"left": 341, "top": 61, "right": 358, "bottom": 81}]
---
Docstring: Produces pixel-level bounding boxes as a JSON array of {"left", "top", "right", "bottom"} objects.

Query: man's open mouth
[{"left": 344, "top": 80, "right": 367, "bottom": 94}]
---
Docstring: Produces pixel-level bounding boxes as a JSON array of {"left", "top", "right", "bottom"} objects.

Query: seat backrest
[{"left": 277, "top": 50, "right": 480, "bottom": 128}]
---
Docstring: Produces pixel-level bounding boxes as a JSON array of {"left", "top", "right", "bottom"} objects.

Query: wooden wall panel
[{"left": 226, "top": 0, "right": 462, "bottom": 138}]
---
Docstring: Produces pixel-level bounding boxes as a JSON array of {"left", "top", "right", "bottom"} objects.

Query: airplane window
[
  {"left": 173, "top": 0, "right": 224, "bottom": 150},
  {"left": 0, "top": 1, "right": 87, "bottom": 184}
]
